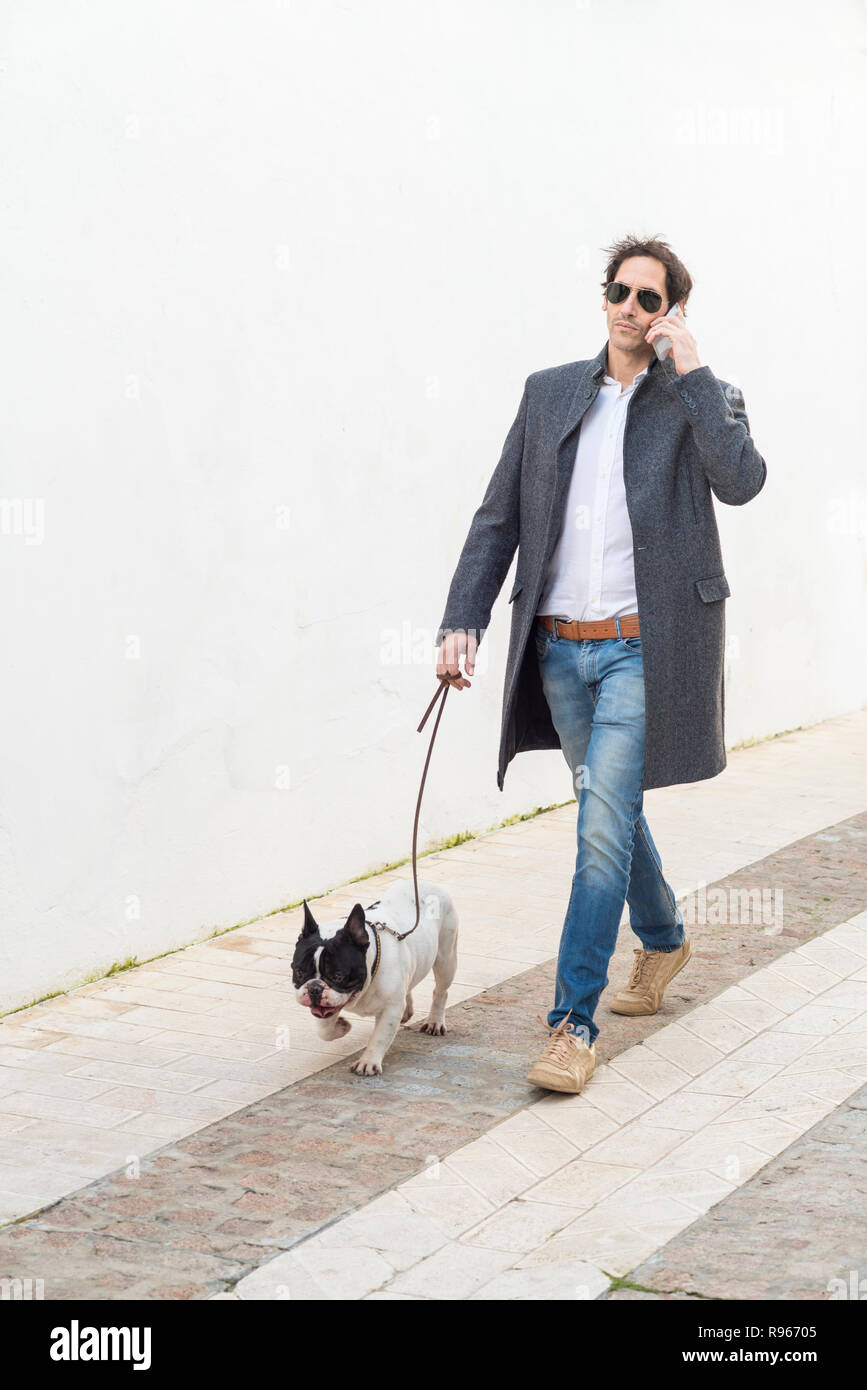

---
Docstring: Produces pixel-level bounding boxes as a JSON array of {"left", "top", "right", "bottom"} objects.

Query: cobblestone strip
[{"left": 0, "top": 813, "right": 863, "bottom": 1299}]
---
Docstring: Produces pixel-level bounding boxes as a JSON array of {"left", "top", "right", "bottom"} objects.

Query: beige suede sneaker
[
  {"left": 527, "top": 1015, "right": 597, "bottom": 1094},
  {"left": 609, "top": 936, "right": 692, "bottom": 1016}
]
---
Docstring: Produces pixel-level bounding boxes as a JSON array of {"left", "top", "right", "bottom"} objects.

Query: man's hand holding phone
[
  {"left": 436, "top": 630, "right": 478, "bottom": 691},
  {"left": 645, "top": 302, "right": 702, "bottom": 376}
]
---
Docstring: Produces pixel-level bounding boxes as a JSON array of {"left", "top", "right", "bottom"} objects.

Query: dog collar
[
  {"left": 365, "top": 897, "right": 418, "bottom": 980},
  {"left": 364, "top": 900, "right": 383, "bottom": 981},
  {"left": 366, "top": 922, "right": 382, "bottom": 981}
]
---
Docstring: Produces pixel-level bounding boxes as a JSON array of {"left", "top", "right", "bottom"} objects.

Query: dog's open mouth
[{"left": 310, "top": 1004, "right": 341, "bottom": 1019}]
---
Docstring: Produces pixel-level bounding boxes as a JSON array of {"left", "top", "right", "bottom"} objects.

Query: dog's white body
[{"left": 314, "top": 879, "right": 458, "bottom": 1076}]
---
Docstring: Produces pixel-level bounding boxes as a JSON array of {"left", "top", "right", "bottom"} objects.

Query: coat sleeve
[
  {"left": 435, "top": 379, "right": 529, "bottom": 649},
  {"left": 668, "top": 364, "right": 767, "bottom": 506}
]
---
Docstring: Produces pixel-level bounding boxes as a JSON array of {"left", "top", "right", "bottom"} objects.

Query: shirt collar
[{"left": 602, "top": 363, "right": 649, "bottom": 389}]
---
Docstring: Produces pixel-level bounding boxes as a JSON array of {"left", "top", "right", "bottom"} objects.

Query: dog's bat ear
[
  {"left": 343, "top": 903, "right": 370, "bottom": 950},
  {"left": 301, "top": 899, "right": 320, "bottom": 938}
]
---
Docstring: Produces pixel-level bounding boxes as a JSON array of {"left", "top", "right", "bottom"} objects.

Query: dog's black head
[{"left": 291, "top": 900, "right": 370, "bottom": 1019}]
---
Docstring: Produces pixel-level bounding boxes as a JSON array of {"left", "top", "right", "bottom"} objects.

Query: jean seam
[
  {"left": 634, "top": 816, "right": 683, "bottom": 930},
  {"left": 623, "top": 778, "right": 644, "bottom": 887}
]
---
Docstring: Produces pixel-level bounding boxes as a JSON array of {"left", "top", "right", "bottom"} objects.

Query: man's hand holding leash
[{"left": 436, "top": 629, "right": 478, "bottom": 691}]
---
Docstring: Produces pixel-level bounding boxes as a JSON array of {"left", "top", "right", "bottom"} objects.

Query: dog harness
[
  {"left": 364, "top": 902, "right": 384, "bottom": 981},
  {"left": 364, "top": 898, "right": 411, "bottom": 982}
]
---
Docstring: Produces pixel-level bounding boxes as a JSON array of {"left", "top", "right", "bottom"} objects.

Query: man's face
[{"left": 602, "top": 255, "right": 671, "bottom": 353}]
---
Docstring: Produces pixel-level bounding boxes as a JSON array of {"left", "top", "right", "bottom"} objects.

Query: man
[{"left": 434, "top": 234, "right": 767, "bottom": 1093}]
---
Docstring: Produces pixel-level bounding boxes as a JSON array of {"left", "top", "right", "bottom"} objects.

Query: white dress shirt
[{"left": 537, "top": 362, "right": 649, "bottom": 622}]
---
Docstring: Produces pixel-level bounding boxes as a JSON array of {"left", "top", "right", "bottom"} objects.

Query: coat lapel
[
  {"left": 544, "top": 339, "right": 673, "bottom": 565},
  {"left": 555, "top": 340, "right": 609, "bottom": 463},
  {"left": 542, "top": 342, "right": 608, "bottom": 567}
]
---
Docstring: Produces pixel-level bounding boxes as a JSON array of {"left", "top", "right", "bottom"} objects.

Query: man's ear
[
  {"left": 342, "top": 904, "right": 370, "bottom": 950},
  {"left": 301, "top": 899, "right": 320, "bottom": 938}
]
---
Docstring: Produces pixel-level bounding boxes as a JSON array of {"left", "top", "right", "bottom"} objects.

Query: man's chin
[{"left": 611, "top": 333, "right": 650, "bottom": 359}]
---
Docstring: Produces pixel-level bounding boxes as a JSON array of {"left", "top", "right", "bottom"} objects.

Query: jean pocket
[
  {"left": 534, "top": 625, "right": 551, "bottom": 664},
  {"left": 620, "top": 636, "right": 642, "bottom": 653}
]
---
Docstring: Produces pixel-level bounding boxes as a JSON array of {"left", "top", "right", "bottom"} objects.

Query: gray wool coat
[{"left": 435, "top": 339, "right": 768, "bottom": 793}]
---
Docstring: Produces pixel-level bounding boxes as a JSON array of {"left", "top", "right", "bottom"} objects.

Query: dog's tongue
[{"left": 311, "top": 1004, "right": 336, "bottom": 1018}]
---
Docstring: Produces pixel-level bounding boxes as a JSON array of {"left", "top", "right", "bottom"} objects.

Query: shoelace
[
  {"left": 535, "top": 1012, "right": 590, "bottom": 1064},
  {"left": 627, "top": 948, "right": 657, "bottom": 989}
]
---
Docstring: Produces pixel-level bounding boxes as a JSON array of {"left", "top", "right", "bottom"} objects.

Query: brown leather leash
[
  {"left": 365, "top": 672, "right": 462, "bottom": 944},
  {"left": 363, "top": 618, "right": 642, "bottom": 955}
]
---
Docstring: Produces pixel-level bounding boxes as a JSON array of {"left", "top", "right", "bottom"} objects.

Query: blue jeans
[{"left": 535, "top": 619, "right": 685, "bottom": 1046}]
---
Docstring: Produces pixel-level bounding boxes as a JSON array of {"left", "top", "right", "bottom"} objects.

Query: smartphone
[{"left": 652, "top": 302, "right": 683, "bottom": 361}]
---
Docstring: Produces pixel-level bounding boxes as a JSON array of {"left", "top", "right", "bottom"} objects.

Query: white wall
[{"left": 1, "top": 0, "right": 864, "bottom": 1011}]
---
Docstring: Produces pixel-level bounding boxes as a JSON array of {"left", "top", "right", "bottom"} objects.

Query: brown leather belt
[{"left": 536, "top": 612, "right": 641, "bottom": 641}]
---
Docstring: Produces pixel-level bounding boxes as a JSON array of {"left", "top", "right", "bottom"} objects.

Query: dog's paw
[
  {"left": 419, "top": 1019, "right": 446, "bottom": 1036},
  {"left": 318, "top": 1013, "right": 351, "bottom": 1041},
  {"left": 350, "top": 1056, "right": 383, "bottom": 1077},
  {"left": 401, "top": 1003, "right": 414, "bottom": 1024}
]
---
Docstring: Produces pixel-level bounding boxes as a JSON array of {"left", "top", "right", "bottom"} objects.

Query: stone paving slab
[
  {"left": 602, "top": 1084, "right": 867, "bottom": 1301},
  {"left": 0, "top": 810, "right": 863, "bottom": 1299}
]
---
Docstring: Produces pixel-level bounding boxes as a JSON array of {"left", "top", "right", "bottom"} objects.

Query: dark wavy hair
[{"left": 601, "top": 233, "right": 694, "bottom": 310}]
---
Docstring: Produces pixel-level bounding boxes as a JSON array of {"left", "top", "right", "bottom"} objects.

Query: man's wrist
[{"left": 677, "top": 362, "right": 708, "bottom": 382}]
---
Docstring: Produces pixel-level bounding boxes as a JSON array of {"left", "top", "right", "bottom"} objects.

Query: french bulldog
[{"left": 291, "top": 879, "right": 459, "bottom": 1076}]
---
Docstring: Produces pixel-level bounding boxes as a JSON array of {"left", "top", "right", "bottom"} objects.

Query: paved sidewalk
[
  {"left": 604, "top": 1083, "right": 867, "bottom": 1300},
  {"left": 0, "top": 711, "right": 864, "bottom": 1298},
  {"left": 248, "top": 910, "right": 866, "bottom": 1301}
]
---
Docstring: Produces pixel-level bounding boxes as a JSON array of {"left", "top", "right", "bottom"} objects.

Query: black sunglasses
[{"left": 605, "top": 281, "right": 664, "bottom": 313}]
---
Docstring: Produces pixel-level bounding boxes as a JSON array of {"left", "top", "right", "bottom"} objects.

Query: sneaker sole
[
  {"left": 526, "top": 1057, "right": 596, "bottom": 1094},
  {"left": 526, "top": 1068, "right": 593, "bottom": 1094},
  {"left": 608, "top": 940, "right": 692, "bottom": 1016}
]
